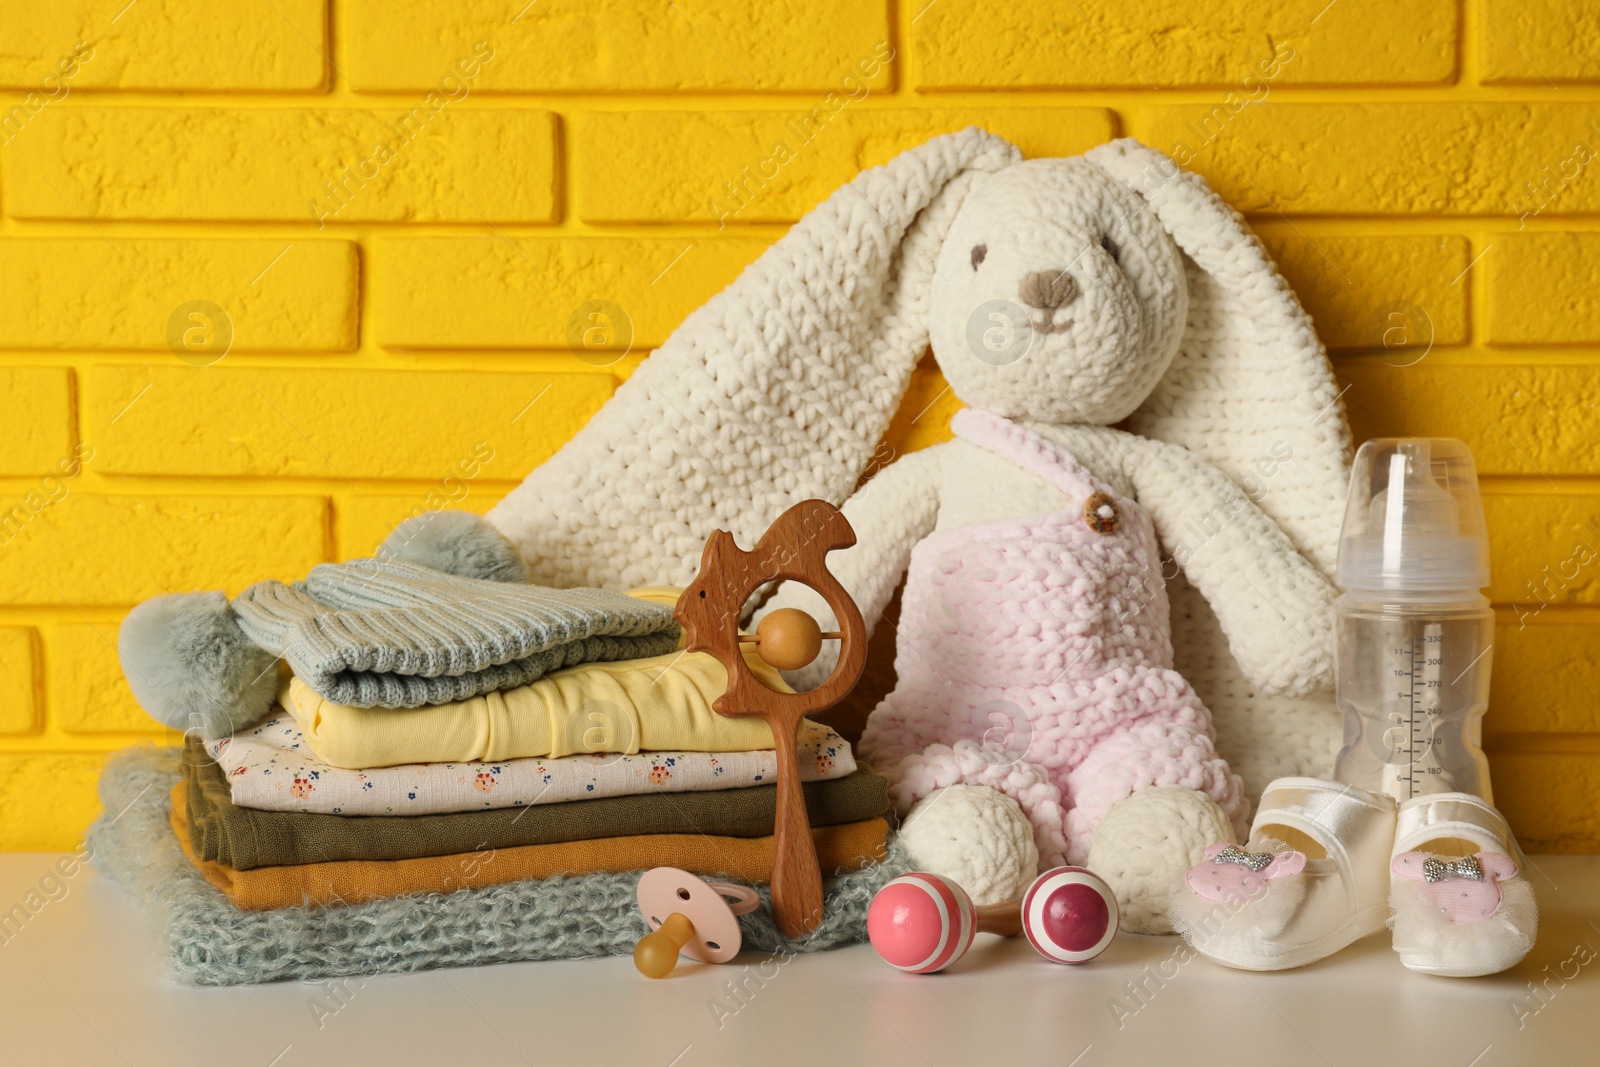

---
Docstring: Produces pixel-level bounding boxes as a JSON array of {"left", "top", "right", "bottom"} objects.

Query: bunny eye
[
  {"left": 1099, "top": 235, "right": 1121, "bottom": 263},
  {"left": 970, "top": 244, "right": 987, "bottom": 271}
]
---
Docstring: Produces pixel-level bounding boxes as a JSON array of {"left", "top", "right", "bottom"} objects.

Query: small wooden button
[{"left": 1083, "top": 492, "right": 1119, "bottom": 534}]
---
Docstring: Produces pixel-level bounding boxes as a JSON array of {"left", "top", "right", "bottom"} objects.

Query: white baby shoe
[
  {"left": 1170, "top": 777, "right": 1397, "bottom": 970},
  {"left": 1389, "top": 792, "right": 1537, "bottom": 977}
]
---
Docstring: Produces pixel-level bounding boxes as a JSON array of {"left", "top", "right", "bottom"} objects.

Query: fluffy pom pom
[
  {"left": 378, "top": 510, "right": 529, "bottom": 583},
  {"left": 1090, "top": 787, "right": 1236, "bottom": 934},
  {"left": 898, "top": 785, "right": 1039, "bottom": 906},
  {"left": 118, "top": 592, "right": 279, "bottom": 738},
  {"left": 1389, "top": 867, "right": 1536, "bottom": 976}
]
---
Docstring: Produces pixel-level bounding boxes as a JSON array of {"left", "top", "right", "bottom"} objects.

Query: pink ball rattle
[
  {"left": 867, "top": 867, "right": 1118, "bottom": 974},
  {"left": 1020, "top": 866, "right": 1119, "bottom": 965}
]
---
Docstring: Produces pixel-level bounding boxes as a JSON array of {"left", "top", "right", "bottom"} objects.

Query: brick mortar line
[
  {"left": 6, "top": 349, "right": 1600, "bottom": 365},
  {"left": 1489, "top": 600, "right": 1600, "bottom": 618},
  {"left": 1484, "top": 735, "right": 1600, "bottom": 755},
  {"left": 1336, "top": 350, "right": 1600, "bottom": 365},
  {"left": 16, "top": 86, "right": 1600, "bottom": 103},
  {"left": 8, "top": 213, "right": 1600, "bottom": 231},
  {"left": 0, "top": 742, "right": 167, "bottom": 753},
  {"left": 40, "top": 352, "right": 1600, "bottom": 368},
  {"left": 1457, "top": 0, "right": 1482, "bottom": 91},
  {"left": 4, "top": 219, "right": 1600, "bottom": 236}
]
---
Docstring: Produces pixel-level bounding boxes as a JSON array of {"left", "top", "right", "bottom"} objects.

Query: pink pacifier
[{"left": 633, "top": 867, "right": 761, "bottom": 978}]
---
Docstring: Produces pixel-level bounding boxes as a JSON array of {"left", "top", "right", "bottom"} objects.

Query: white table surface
[{"left": 1, "top": 853, "right": 1596, "bottom": 1067}]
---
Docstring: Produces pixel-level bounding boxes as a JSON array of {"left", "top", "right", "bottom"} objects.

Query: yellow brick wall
[{"left": 0, "top": 0, "right": 1596, "bottom": 853}]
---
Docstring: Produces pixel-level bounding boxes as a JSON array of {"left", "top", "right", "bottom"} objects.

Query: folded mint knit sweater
[{"left": 232, "top": 559, "right": 680, "bottom": 708}]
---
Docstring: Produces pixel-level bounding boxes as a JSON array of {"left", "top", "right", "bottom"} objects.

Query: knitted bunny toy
[{"left": 753, "top": 137, "right": 1354, "bottom": 930}]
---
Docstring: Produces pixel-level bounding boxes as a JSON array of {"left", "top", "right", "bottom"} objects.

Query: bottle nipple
[{"left": 1337, "top": 438, "right": 1489, "bottom": 598}]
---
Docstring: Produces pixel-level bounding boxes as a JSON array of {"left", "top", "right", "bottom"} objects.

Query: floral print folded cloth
[{"left": 208, "top": 711, "right": 856, "bottom": 816}]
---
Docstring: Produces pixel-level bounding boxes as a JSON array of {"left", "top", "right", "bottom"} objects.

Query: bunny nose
[{"left": 1018, "top": 270, "right": 1079, "bottom": 310}]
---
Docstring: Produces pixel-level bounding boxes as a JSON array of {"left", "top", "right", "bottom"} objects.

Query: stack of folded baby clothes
[{"left": 168, "top": 561, "right": 891, "bottom": 912}]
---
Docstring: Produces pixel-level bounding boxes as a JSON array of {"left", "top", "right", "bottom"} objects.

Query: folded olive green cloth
[{"left": 181, "top": 740, "right": 890, "bottom": 870}]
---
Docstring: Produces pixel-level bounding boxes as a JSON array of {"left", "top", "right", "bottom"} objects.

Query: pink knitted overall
[{"left": 859, "top": 409, "right": 1248, "bottom": 866}]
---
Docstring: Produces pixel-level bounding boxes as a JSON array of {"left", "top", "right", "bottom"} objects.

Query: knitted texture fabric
[
  {"left": 1165, "top": 578, "right": 1343, "bottom": 800},
  {"left": 484, "top": 128, "right": 1022, "bottom": 592},
  {"left": 1085, "top": 785, "right": 1237, "bottom": 934},
  {"left": 1085, "top": 139, "right": 1353, "bottom": 801},
  {"left": 895, "top": 783, "right": 1038, "bottom": 907},
  {"left": 859, "top": 410, "right": 1249, "bottom": 865},
  {"left": 89, "top": 746, "right": 911, "bottom": 986},
  {"left": 232, "top": 558, "right": 680, "bottom": 708}
]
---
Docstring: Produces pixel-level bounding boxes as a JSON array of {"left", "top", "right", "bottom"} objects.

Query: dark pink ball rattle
[{"left": 868, "top": 867, "right": 1118, "bottom": 974}]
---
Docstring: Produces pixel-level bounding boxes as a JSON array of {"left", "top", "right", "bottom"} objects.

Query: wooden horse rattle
[
  {"left": 675, "top": 499, "right": 867, "bottom": 939},
  {"left": 868, "top": 868, "right": 1119, "bottom": 973}
]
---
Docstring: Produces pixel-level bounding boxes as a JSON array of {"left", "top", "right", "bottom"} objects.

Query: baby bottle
[{"left": 1332, "top": 438, "right": 1496, "bottom": 803}]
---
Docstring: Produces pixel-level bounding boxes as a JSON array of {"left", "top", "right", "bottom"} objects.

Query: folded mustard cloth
[
  {"left": 183, "top": 739, "right": 890, "bottom": 870},
  {"left": 282, "top": 640, "right": 792, "bottom": 769},
  {"left": 170, "top": 785, "right": 889, "bottom": 910}
]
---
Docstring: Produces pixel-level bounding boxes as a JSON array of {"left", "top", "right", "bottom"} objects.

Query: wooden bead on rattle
[
  {"left": 867, "top": 867, "right": 1118, "bottom": 973},
  {"left": 731, "top": 605, "right": 847, "bottom": 675},
  {"left": 634, "top": 867, "right": 760, "bottom": 979},
  {"left": 748, "top": 608, "right": 829, "bottom": 671}
]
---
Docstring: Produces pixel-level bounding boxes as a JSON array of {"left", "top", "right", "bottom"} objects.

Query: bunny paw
[{"left": 1088, "top": 787, "right": 1236, "bottom": 935}]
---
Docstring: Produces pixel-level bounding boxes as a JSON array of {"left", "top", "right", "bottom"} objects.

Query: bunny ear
[
  {"left": 1084, "top": 138, "right": 1352, "bottom": 574},
  {"left": 488, "top": 128, "right": 1021, "bottom": 591}
]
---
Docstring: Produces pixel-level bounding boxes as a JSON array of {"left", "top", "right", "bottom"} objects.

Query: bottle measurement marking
[{"left": 1388, "top": 626, "right": 1445, "bottom": 799}]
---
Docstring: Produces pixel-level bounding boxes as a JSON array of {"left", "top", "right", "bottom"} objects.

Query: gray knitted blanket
[
  {"left": 232, "top": 559, "right": 680, "bottom": 708},
  {"left": 89, "top": 746, "right": 908, "bottom": 986}
]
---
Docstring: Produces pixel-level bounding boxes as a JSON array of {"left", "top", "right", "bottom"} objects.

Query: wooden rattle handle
[
  {"left": 975, "top": 902, "right": 1024, "bottom": 939},
  {"left": 769, "top": 715, "right": 824, "bottom": 938}
]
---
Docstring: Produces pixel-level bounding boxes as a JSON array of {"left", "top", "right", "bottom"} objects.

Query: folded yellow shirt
[{"left": 283, "top": 587, "right": 793, "bottom": 768}]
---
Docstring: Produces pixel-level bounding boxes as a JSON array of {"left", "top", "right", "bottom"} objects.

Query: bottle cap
[{"left": 1336, "top": 438, "right": 1490, "bottom": 596}]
